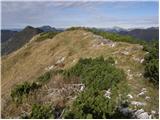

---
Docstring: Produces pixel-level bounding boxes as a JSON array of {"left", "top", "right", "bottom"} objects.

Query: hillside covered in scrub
[{"left": 1, "top": 28, "right": 159, "bottom": 119}]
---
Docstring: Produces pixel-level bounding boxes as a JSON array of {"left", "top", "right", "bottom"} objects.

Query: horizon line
[{"left": 1, "top": 25, "right": 159, "bottom": 30}]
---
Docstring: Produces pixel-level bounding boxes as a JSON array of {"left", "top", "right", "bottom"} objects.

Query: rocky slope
[{"left": 1, "top": 29, "right": 158, "bottom": 118}]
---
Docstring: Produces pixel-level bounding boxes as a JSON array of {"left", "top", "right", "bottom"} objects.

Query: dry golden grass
[
  {"left": 1, "top": 73, "right": 81, "bottom": 118},
  {"left": 1, "top": 29, "right": 158, "bottom": 116}
]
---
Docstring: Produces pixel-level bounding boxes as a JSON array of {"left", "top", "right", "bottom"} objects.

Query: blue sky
[{"left": 1, "top": 1, "right": 159, "bottom": 29}]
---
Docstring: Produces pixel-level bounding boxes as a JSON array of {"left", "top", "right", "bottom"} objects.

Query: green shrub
[
  {"left": 11, "top": 71, "right": 52, "bottom": 103},
  {"left": 107, "top": 57, "right": 115, "bottom": 64},
  {"left": 144, "top": 59, "right": 159, "bottom": 84},
  {"left": 64, "top": 85, "right": 129, "bottom": 119},
  {"left": 30, "top": 104, "right": 54, "bottom": 119},
  {"left": 37, "top": 71, "right": 52, "bottom": 83},
  {"left": 144, "top": 41, "right": 159, "bottom": 85},
  {"left": 36, "top": 32, "right": 59, "bottom": 42},
  {"left": 63, "top": 57, "right": 128, "bottom": 118},
  {"left": 11, "top": 81, "right": 41, "bottom": 103},
  {"left": 66, "top": 27, "right": 86, "bottom": 31},
  {"left": 86, "top": 114, "right": 93, "bottom": 119},
  {"left": 63, "top": 57, "right": 125, "bottom": 89}
]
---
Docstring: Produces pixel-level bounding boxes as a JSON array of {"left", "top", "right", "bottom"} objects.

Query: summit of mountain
[{"left": 38, "top": 25, "right": 57, "bottom": 32}]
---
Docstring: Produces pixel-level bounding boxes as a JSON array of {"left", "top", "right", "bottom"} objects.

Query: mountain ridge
[
  {"left": 1, "top": 28, "right": 158, "bottom": 119},
  {"left": 1, "top": 30, "right": 17, "bottom": 43},
  {"left": 1, "top": 26, "right": 43, "bottom": 55},
  {"left": 38, "top": 25, "right": 57, "bottom": 32},
  {"left": 118, "top": 27, "right": 159, "bottom": 41}
]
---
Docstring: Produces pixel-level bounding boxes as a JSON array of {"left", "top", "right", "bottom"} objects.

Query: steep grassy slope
[{"left": 2, "top": 29, "right": 158, "bottom": 118}]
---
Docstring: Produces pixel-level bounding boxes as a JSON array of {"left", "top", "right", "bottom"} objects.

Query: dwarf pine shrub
[
  {"left": 37, "top": 71, "right": 52, "bottom": 83},
  {"left": 30, "top": 104, "right": 54, "bottom": 119},
  {"left": 63, "top": 57, "right": 128, "bottom": 118},
  {"left": 36, "top": 32, "right": 59, "bottom": 42},
  {"left": 11, "top": 81, "right": 41, "bottom": 103}
]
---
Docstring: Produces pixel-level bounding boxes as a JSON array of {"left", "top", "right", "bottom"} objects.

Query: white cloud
[{"left": 1, "top": 1, "right": 158, "bottom": 29}]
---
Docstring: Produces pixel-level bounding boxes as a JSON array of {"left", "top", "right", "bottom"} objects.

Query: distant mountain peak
[
  {"left": 24, "top": 26, "right": 34, "bottom": 29},
  {"left": 40, "top": 25, "right": 52, "bottom": 28},
  {"left": 38, "top": 25, "right": 57, "bottom": 32}
]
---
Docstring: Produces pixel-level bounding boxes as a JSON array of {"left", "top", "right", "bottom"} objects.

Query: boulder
[
  {"left": 56, "top": 57, "right": 65, "bottom": 64},
  {"left": 127, "top": 94, "right": 133, "bottom": 99},
  {"left": 136, "top": 112, "right": 151, "bottom": 119},
  {"left": 104, "top": 89, "right": 111, "bottom": 99},
  {"left": 137, "top": 88, "right": 147, "bottom": 97},
  {"left": 136, "top": 73, "right": 142, "bottom": 77},
  {"left": 111, "top": 43, "right": 116, "bottom": 47},
  {"left": 134, "top": 109, "right": 151, "bottom": 119},
  {"left": 145, "top": 96, "right": 150, "bottom": 100},
  {"left": 131, "top": 101, "right": 146, "bottom": 106},
  {"left": 119, "top": 107, "right": 134, "bottom": 117},
  {"left": 140, "top": 59, "right": 144, "bottom": 63},
  {"left": 141, "top": 88, "right": 147, "bottom": 92},
  {"left": 151, "top": 110, "right": 156, "bottom": 114},
  {"left": 137, "top": 91, "right": 145, "bottom": 97},
  {"left": 121, "top": 51, "right": 129, "bottom": 55},
  {"left": 135, "top": 109, "right": 144, "bottom": 116},
  {"left": 117, "top": 107, "right": 151, "bottom": 119},
  {"left": 80, "top": 85, "right": 85, "bottom": 91}
]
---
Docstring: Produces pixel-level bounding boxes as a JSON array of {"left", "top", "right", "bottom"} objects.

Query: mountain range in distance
[
  {"left": 1, "top": 25, "right": 159, "bottom": 56},
  {"left": 118, "top": 27, "right": 159, "bottom": 41},
  {"left": 1, "top": 25, "right": 64, "bottom": 43},
  {"left": 2, "top": 25, "right": 159, "bottom": 41},
  {"left": 1, "top": 25, "right": 65, "bottom": 33},
  {"left": 97, "top": 26, "right": 159, "bottom": 41},
  {"left": 1, "top": 30, "right": 18, "bottom": 43},
  {"left": 1, "top": 26, "right": 43, "bottom": 55}
]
